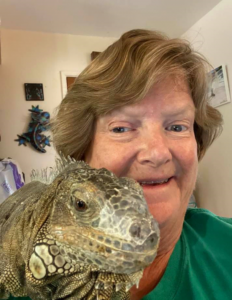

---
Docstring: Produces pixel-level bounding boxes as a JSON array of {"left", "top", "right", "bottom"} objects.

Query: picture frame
[
  {"left": 60, "top": 71, "right": 79, "bottom": 98},
  {"left": 207, "top": 64, "right": 231, "bottom": 108},
  {"left": 24, "top": 83, "right": 44, "bottom": 101},
  {"left": 60, "top": 52, "right": 101, "bottom": 98},
  {"left": 91, "top": 51, "right": 101, "bottom": 61}
]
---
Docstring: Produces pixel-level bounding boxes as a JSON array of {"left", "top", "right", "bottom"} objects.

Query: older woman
[
  {"left": 8, "top": 29, "right": 231, "bottom": 300},
  {"left": 50, "top": 29, "right": 232, "bottom": 300}
]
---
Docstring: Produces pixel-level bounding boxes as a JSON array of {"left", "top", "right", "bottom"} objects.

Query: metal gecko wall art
[{"left": 15, "top": 105, "right": 51, "bottom": 153}]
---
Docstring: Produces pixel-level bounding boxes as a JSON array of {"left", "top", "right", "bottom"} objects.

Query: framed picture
[
  {"left": 60, "top": 71, "right": 80, "bottom": 98},
  {"left": 91, "top": 51, "right": 101, "bottom": 61},
  {"left": 207, "top": 65, "right": 231, "bottom": 108},
  {"left": 24, "top": 83, "right": 44, "bottom": 101}
]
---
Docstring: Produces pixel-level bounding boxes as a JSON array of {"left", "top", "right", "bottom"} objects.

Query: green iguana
[{"left": 0, "top": 157, "right": 160, "bottom": 300}]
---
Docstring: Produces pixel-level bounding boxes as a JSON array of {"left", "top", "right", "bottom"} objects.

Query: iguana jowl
[{"left": 0, "top": 157, "right": 160, "bottom": 299}]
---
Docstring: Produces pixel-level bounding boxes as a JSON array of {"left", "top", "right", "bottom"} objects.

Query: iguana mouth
[
  {"left": 29, "top": 238, "right": 152, "bottom": 278},
  {"left": 50, "top": 224, "right": 159, "bottom": 254},
  {"left": 42, "top": 228, "right": 158, "bottom": 277}
]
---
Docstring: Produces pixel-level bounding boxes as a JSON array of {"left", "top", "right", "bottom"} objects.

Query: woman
[
  {"left": 52, "top": 29, "right": 232, "bottom": 300},
  {"left": 10, "top": 29, "right": 232, "bottom": 299}
]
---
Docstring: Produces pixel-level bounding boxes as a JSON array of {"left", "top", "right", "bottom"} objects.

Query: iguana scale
[{"left": 0, "top": 157, "right": 160, "bottom": 300}]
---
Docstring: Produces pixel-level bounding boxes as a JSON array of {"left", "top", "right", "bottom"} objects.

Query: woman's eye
[
  {"left": 166, "top": 125, "right": 188, "bottom": 132},
  {"left": 111, "top": 127, "right": 131, "bottom": 133}
]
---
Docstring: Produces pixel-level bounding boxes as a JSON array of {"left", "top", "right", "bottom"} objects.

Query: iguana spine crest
[{"left": 30, "top": 155, "right": 88, "bottom": 184}]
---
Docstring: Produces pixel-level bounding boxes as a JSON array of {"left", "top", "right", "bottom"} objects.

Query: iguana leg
[
  {"left": 88, "top": 288, "right": 114, "bottom": 300},
  {"left": 83, "top": 272, "right": 134, "bottom": 300},
  {"left": 85, "top": 287, "right": 130, "bottom": 300},
  {"left": 26, "top": 284, "right": 54, "bottom": 300},
  {"left": 0, "top": 267, "right": 25, "bottom": 298},
  {"left": 52, "top": 270, "right": 96, "bottom": 300},
  {"left": 111, "top": 289, "right": 131, "bottom": 300},
  {"left": 0, "top": 280, "right": 10, "bottom": 300}
]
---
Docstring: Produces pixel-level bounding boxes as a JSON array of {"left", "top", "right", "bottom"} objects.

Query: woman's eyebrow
[
  {"left": 106, "top": 109, "right": 140, "bottom": 119},
  {"left": 125, "top": 104, "right": 195, "bottom": 117},
  {"left": 163, "top": 104, "right": 196, "bottom": 117},
  {"left": 105, "top": 104, "right": 196, "bottom": 121}
]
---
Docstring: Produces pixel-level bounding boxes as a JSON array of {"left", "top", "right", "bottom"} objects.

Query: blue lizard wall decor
[{"left": 15, "top": 105, "right": 51, "bottom": 153}]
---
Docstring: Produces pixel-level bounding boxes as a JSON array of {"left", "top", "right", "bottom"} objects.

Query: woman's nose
[{"left": 137, "top": 130, "right": 172, "bottom": 168}]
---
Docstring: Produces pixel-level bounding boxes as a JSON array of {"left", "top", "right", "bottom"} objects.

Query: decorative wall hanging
[
  {"left": 207, "top": 64, "right": 231, "bottom": 108},
  {"left": 24, "top": 83, "right": 44, "bottom": 101},
  {"left": 15, "top": 105, "right": 51, "bottom": 153}
]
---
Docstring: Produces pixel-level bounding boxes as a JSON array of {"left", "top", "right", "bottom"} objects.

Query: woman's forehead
[
  {"left": 146, "top": 76, "right": 191, "bottom": 97},
  {"left": 101, "top": 78, "right": 195, "bottom": 120}
]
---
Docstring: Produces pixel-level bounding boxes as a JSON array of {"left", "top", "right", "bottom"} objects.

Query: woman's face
[{"left": 85, "top": 78, "right": 198, "bottom": 229}]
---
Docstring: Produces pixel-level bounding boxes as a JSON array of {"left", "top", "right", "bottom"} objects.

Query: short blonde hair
[{"left": 51, "top": 29, "right": 223, "bottom": 161}]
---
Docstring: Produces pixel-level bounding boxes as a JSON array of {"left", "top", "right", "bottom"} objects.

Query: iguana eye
[{"left": 74, "top": 199, "right": 88, "bottom": 212}]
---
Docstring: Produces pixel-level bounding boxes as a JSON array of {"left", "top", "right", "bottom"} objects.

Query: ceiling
[{"left": 0, "top": 0, "right": 222, "bottom": 38}]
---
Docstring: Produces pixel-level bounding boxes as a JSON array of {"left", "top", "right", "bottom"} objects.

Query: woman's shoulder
[
  {"left": 184, "top": 207, "right": 232, "bottom": 242},
  {"left": 185, "top": 207, "right": 232, "bottom": 225}
]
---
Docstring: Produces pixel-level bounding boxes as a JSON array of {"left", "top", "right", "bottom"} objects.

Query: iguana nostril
[
  {"left": 143, "top": 233, "right": 159, "bottom": 250},
  {"left": 129, "top": 223, "right": 141, "bottom": 238}
]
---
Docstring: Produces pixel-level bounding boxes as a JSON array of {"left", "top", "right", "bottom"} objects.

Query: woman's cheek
[
  {"left": 174, "top": 138, "right": 198, "bottom": 180},
  {"left": 182, "top": 143, "right": 198, "bottom": 188}
]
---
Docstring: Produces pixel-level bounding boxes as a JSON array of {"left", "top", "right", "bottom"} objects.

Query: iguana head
[
  {"left": 49, "top": 162, "right": 159, "bottom": 271},
  {"left": 29, "top": 159, "right": 159, "bottom": 285}
]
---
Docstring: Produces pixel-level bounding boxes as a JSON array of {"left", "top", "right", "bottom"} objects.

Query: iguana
[{"left": 0, "top": 156, "right": 160, "bottom": 300}]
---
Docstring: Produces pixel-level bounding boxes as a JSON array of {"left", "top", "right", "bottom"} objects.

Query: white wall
[
  {"left": 182, "top": 0, "right": 232, "bottom": 217},
  {"left": 0, "top": 29, "right": 116, "bottom": 182}
]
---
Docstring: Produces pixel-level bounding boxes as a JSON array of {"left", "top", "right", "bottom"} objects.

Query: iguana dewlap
[{"left": 0, "top": 157, "right": 160, "bottom": 300}]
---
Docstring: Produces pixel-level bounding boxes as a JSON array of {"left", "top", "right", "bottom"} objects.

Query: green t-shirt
[
  {"left": 7, "top": 208, "right": 232, "bottom": 300},
  {"left": 143, "top": 208, "right": 232, "bottom": 300}
]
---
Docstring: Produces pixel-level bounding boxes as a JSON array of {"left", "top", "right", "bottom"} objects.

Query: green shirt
[
  {"left": 7, "top": 208, "right": 232, "bottom": 300},
  {"left": 143, "top": 208, "right": 232, "bottom": 300}
]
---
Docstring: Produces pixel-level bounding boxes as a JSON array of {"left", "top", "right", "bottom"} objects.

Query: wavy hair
[{"left": 51, "top": 29, "right": 223, "bottom": 161}]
